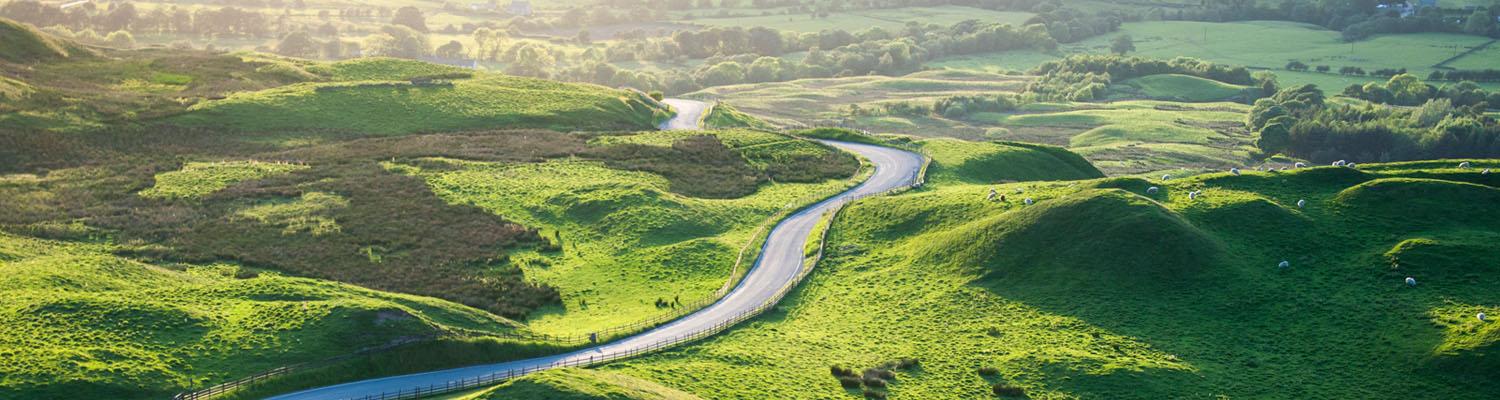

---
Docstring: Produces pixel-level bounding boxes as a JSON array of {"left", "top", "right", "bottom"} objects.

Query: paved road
[
  {"left": 657, "top": 99, "right": 710, "bottom": 130},
  {"left": 267, "top": 103, "right": 923, "bottom": 400}
]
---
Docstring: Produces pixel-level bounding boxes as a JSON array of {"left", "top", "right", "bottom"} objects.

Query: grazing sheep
[
  {"left": 1230, "top": 168, "right": 1241, "bottom": 175},
  {"left": 1293, "top": 162, "right": 1307, "bottom": 169},
  {"left": 1479, "top": 312, "right": 1488, "bottom": 322},
  {"left": 1188, "top": 191, "right": 1201, "bottom": 200},
  {"left": 1332, "top": 160, "right": 1345, "bottom": 167},
  {"left": 1147, "top": 186, "right": 1160, "bottom": 194},
  {"left": 1023, "top": 198, "right": 1034, "bottom": 205},
  {"left": 1161, "top": 174, "right": 1172, "bottom": 181},
  {"left": 1346, "top": 162, "right": 1357, "bottom": 169},
  {"left": 1483, "top": 168, "right": 1491, "bottom": 175},
  {"left": 1405, "top": 277, "right": 1417, "bottom": 287},
  {"left": 1296, "top": 199, "right": 1306, "bottom": 208},
  {"left": 1278, "top": 260, "right": 1290, "bottom": 269},
  {"left": 987, "top": 188, "right": 998, "bottom": 201},
  {"left": 1459, "top": 161, "right": 1471, "bottom": 169}
]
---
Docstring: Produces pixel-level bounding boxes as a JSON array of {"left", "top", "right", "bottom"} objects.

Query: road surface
[
  {"left": 267, "top": 103, "right": 924, "bottom": 400},
  {"left": 657, "top": 99, "right": 710, "bottom": 130}
]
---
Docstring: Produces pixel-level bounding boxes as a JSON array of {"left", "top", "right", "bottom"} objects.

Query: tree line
[
  {"left": 1250, "top": 83, "right": 1500, "bottom": 163},
  {"left": 1024, "top": 54, "right": 1265, "bottom": 101},
  {"left": 1164, "top": 0, "right": 1500, "bottom": 41}
]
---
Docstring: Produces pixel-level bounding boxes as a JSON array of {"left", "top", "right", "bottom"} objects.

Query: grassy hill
[
  {"left": 0, "top": 231, "right": 534, "bottom": 400},
  {"left": 599, "top": 140, "right": 1500, "bottom": 399},
  {"left": 1110, "top": 74, "right": 1250, "bottom": 102},
  {"left": 460, "top": 368, "right": 701, "bottom": 400},
  {"left": 0, "top": 17, "right": 95, "bottom": 63}
]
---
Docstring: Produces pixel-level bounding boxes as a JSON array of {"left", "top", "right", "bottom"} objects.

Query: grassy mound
[
  {"left": 305, "top": 57, "right": 471, "bottom": 81},
  {"left": 0, "top": 17, "right": 93, "bottom": 63},
  {"left": 1111, "top": 74, "right": 1248, "bottom": 102},
  {"left": 139, "top": 161, "right": 308, "bottom": 199},
  {"left": 916, "top": 138, "right": 1103, "bottom": 184},
  {"left": 173, "top": 75, "right": 670, "bottom": 135},
  {"left": 606, "top": 151, "right": 1500, "bottom": 399},
  {"left": 0, "top": 231, "right": 524, "bottom": 400},
  {"left": 932, "top": 189, "right": 1221, "bottom": 289},
  {"left": 466, "top": 368, "right": 700, "bottom": 400},
  {"left": 702, "top": 102, "right": 777, "bottom": 131}
]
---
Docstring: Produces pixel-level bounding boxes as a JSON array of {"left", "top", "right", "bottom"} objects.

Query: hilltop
[{"left": 599, "top": 141, "right": 1499, "bottom": 399}]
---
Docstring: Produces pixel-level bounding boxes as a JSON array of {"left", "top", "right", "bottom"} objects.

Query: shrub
[
  {"left": 978, "top": 366, "right": 1000, "bottom": 376},
  {"left": 863, "top": 389, "right": 887, "bottom": 399},
  {"left": 863, "top": 377, "right": 887, "bottom": 388},
  {"left": 831, "top": 365, "right": 856, "bottom": 377},
  {"left": 992, "top": 383, "right": 1027, "bottom": 397},
  {"left": 864, "top": 368, "right": 895, "bottom": 380},
  {"left": 648, "top": 90, "right": 665, "bottom": 101},
  {"left": 838, "top": 376, "right": 862, "bottom": 389}
]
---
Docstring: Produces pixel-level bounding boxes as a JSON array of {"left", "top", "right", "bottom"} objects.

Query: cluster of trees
[
  {"left": 1429, "top": 68, "right": 1500, "bottom": 82},
  {"left": 933, "top": 93, "right": 1019, "bottom": 118},
  {"left": 1250, "top": 84, "right": 1500, "bottom": 163},
  {"left": 1025, "top": 55, "right": 1261, "bottom": 101},
  {"left": 1, "top": 0, "right": 274, "bottom": 38},
  {"left": 1343, "top": 73, "right": 1500, "bottom": 108},
  {"left": 1166, "top": 0, "right": 1500, "bottom": 41}
]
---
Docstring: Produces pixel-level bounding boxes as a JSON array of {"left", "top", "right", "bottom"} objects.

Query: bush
[
  {"left": 978, "top": 366, "right": 1000, "bottom": 376},
  {"left": 831, "top": 365, "right": 856, "bottom": 377},
  {"left": 838, "top": 376, "right": 862, "bottom": 389},
  {"left": 648, "top": 90, "right": 665, "bottom": 101},
  {"left": 862, "top": 389, "right": 887, "bottom": 399},
  {"left": 992, "top": 383, "right": 1027, "bottom": 397},
  {"left": 862, "top": 377, "right": 887, "bottom": 388}
]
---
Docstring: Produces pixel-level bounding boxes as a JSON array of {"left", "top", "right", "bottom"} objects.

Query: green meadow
[
  {"left": 601, "top": 141, "right": 1500, "bottom": 399},
  {"left": 686, "top": 5, "right": 1033, "bottom": 33}
]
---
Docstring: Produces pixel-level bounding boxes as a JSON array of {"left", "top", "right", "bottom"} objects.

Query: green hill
[
  {"left": 463, "top": 368, "right": 701, "bottom": 400},
  {"left": 1111, "top": 74, "right": 1250, "bottom": 102},
  {"left": 172, "top": 75, "right": 670, "bottom": 135},
  {"left": 0, "top": 231, "right": 529, "bottom": 400},
  {"left": 916, "top": 138, "right": 1104, "bottom": 184},
  {"left": 0, "top": 17, "right": 95, "bottom": 63},
  {"left": 604, "top": 148, "right": 1500, "bottom": 399}
]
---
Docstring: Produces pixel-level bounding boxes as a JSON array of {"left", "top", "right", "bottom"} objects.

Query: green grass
[
  {"left": 915, "top": 138, "right": 1104, "bottom": 184},
  {"left": 172, "top": 74, "right": 670, "bottom": 135},
  {"left": 0, "top": 230, "right": 528, "bottom": 400},
  {"left": 139, "top": 161, "right": 308, "bottom": 199},
  {"left": 405, "top": 149, "right": 858, "bottom": 336},
  {"left": 1111, "top": 74, "right": 1249, "bottom": 102},
  {"left": 932, "top": 20, "right": 1500, "bottom": 91},
  {"left": 702, "top": 103, "right": 777, "bottom": 131},
  {"left": 600, "top": 152, "right": 1500, "bottom": 399},
  {"left": 686, "top": 5, "right": 1032, "bottom": 33},
  {"left": 461, "top": 368, "right": 701, "bottom": 400},
  {"left": 0, "top": 17, "right": 95, "bottom": 63},
  {"left": 305, "top": 57, "right": 472, "bottom": 81}
]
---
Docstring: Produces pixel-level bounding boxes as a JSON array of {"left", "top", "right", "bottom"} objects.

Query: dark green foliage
[
  {"left": 935, "top": 94, "right": 1017, "bottom": 119},
  {"left": 992, "top": 384, "right": 1027, "bottom": 397},
  {"left": 793, "top": 127, "right": 888, "bottom": 146},
  {"left": 1249, "top": 84, "right": 1500, "bottom": 162},
  {"left": 593, "top": 135, "right": 765, "bottom": 199},
  {"left": 1027, "top": 55, "right": 1252, "bottom": 101}
]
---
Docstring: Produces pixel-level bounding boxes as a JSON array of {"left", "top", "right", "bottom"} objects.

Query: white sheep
[
  {"left": 1479, "top": 312, "right": 1488, "bottom": 322},
  {"left": 1188, "top": 191, "right": 1201, "bottom": 200},
  {"left": 1346, "top": 162, "right": 1357, "bottom": 169},
  {"left": 1459, "top": 161, "right": 1472, "bottom": 169},
  {"left": 1278, "top": 260, "right": 1290, "bottom": 269},
  {"left": 1161, "top": 174, "right": 1172, "bottom": 181},
  {"left": 1293, "top": 162, "right": 1307, "bottom": 169},
  {"left": 1147, "top": 186, "right": 1160, "bottom": 194},
  {"left": 1332, "top": 160, "right": 1345, "bottom": 167},
  {"left": 1405, "top": 277, "right": 1417, "bottom": 287},
  {"left": 1230, "top": 168, "right": 1241, "bottom": 175},
  {"left": 1483, "top": 168, "right": 1491, "bottom": 175},
  {"left": 1296, "top": 199, "right": 1306, "bottom": 208},
  {"left": 1023, "top": 198, "right": 1034, "bottom": 205}
]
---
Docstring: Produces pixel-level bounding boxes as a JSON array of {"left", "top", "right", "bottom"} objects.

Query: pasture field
[
  {"left": 461, "top": 368, "right": 701, "bottom": 400},
  {"left": 685, "top": 5, "right": 1033, "bottom": 32},
  {"left": 932, "top": 20, "right": 1500, "bottom": 91},
  {"left": 602, "top": 143, "right": 1500, "bottom": 399},
  {"left": 0, "top": 230, "right": 538, "bottom": 400},
  {"left": 1109, "top": 74, "right": 1250, "bottom": 102},
  {"left": 407, "top": 130, "right": 863, "bottom": 336}
]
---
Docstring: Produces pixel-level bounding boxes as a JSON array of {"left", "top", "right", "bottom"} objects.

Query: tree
[
  {"left": 505, "top": 43, "right": 555, "bottom": 78},
  {"left": 365, "top": 25, "right": 429, "bottom": 58},
  {"left": 434, "top": 40, "right": 464, "bottom": 58},
  {"left": 276, "top": 31, "right": 319, "bottom": 58},
  {"left": 1110, "top": 34, "right": 1135, "bottom": 55},
  {"left": 697, "top": 61, "right": 747, "bottom": 87},
  {"left": 1465, "top": 9, "right": 1496, "bottom": 36},
  {"left": 104, "top": 30, "right": 135, "bottom": 49},
  {"left": 1256, "top": 116, "right": 1293, "bottom": 155},
  {"left": 391, "top": 6, "right": 428, "bottom": 32}
]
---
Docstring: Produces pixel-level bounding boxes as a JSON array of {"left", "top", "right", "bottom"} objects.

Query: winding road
[
  {"left": 266, "top": 101, "right": 924, "bottom": 400},
  {"left": 657, "top": 99, "right": 710, "bottom": 130}
]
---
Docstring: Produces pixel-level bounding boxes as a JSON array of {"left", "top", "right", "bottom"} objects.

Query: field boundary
[{"left": 1433, "top": 39, "right": 1497, "bottom": 70}]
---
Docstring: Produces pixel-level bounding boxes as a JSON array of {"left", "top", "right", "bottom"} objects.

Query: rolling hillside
[{"left": 599, "top": 142, "right": 1499, "bottom": 399}]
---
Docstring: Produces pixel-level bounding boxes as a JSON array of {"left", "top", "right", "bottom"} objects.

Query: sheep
[
  {"left": 1483, "top": 168, "right": 1491, "bottom": 175},
  {"left": 1459, "top": 161, "right": 1471, "bottom": 169},
  {"left": 1293, "top": 162, "right": 1307, "bottom": 169},
  {"left": 1346, "top": 162, "right": 1357, "bottom": 169},
  {"left": 987, "top": 188, "right": 998, "bottom": 201},
  {"left": 1405, "top": 277, "right": 1417, "bottom": 287},
  {"left": 1161, "top": 174, "right": 1172, "bottom": 181},
  {"left": 1023, "top": 198, "right": 1034, "bottom": 205},
  {"left": 1188, "top": 190, "right": 1202, "bottom": 200},
  {"left": 1332, "top": 160, "right": 1345, "bottom": 167},
  {"left": 1146, "top": 186, "right": 1160, "bottom": 194},
  {"left": 1230, "top": 168, "right": 1241, "bottom": 175},
  {"left": 1296, "top": 199, "right": 1306, "bottom": 208},
  {"left": 1479, "top": 312, "right": 1488, "bottom": 322},
  {"left": 1278, "top": 260, "right": 1290, "bottom": 269}
]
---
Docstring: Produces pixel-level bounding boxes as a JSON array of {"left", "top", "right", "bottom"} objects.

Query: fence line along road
[{"left": 262, "top": 140, "right": 926, "bottom": 400}]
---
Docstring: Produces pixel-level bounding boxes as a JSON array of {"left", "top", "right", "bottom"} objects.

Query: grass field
[
  {"left": 461, "top": 368, "right": 700, "bottom": 400},
  {"left": 685, "top": 5, "right": 1032, "bottom": 33},
  {"left": 1109, "top": 74, "right": 1250, "bottom": 102},
  {"left": 931, "top": 20, "right": 1500, "bottom": 91},
  {"left": 406, "top": 130, "right": 862, "bottom": 336},
  {"left": 173, "top": 74, "right": 670, "bottom": 135},
  {"left": 598, "top": 142, "right": 1500, "bottom": 399},
  {"left": 0, "top": 230, "right": 531, "bottom": 399}
]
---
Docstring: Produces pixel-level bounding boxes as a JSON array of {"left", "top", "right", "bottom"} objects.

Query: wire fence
[{"left": 172, "top": 137, "right": 926, "bottom": 400}]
